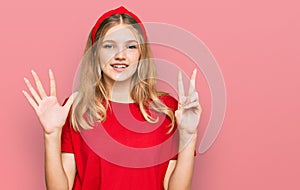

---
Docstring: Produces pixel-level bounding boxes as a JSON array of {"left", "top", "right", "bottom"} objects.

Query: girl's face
[{"left": 99, "top": 24, "right": 141, "bottom": 85}]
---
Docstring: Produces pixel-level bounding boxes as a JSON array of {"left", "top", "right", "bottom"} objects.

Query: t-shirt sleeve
[
  {"left": 61, "top": 98, "right": 74, "bottom": 153},
  {"left": 61, "top": 117, "right": 74, "bottom": 153}
]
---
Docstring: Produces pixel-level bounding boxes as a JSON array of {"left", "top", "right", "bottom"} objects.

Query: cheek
[
  {"left": 100, "top": 51, "right": 115, "bottom": 65},
  {"left": 127, "top": 51, "right": 140, "bottom": 63}
]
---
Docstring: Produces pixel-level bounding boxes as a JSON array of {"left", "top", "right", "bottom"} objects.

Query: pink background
[{"left": 1, "top": 0, "right": 299, "bottom": 189}]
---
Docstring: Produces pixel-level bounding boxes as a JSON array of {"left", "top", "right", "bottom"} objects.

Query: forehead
[{"left": 103, "top": 24, "right": 138, "bottom": 42}]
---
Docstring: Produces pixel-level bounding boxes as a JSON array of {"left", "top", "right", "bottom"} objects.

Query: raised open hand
[
  {"left": 22, "top": 69, "right": 77, "bottom": 135},
  {"left": 175, "top": 69, "right": 202, "bottom": 136}
]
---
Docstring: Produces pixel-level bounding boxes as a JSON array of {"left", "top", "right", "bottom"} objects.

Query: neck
[{"left": 104, "top": 77, "right": 134, "bottom": 103}]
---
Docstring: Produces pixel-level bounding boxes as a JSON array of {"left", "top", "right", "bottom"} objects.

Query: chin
[
  {"left": 116, "top": 75, "right": 136, "bottom": 82},
  {"left": 110, "top": 70, "right": 137, "bottom": 82},
  {"left": 107, "top": 73, "right": 134, "bottom": 83}
]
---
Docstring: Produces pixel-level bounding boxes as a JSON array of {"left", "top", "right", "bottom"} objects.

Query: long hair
[{"left": 71, "top": 13, "right": 175, "bottom": 133}]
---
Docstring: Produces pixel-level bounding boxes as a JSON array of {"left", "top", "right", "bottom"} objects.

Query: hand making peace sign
[{"left": 175, "top": 69, "right": 202, "bottom": 137}]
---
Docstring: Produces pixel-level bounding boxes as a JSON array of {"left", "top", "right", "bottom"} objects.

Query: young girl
[{"left": 23, "top": 6, "right": 201, "bottom": 190}]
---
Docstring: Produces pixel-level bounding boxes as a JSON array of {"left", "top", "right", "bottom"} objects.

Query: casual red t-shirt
[{"left": 61, "top": 95, "right": 180, "bottom": 190}]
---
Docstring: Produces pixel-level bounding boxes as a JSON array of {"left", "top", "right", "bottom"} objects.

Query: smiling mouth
[
  {"left": 110, "top": 63, "right": 129, "bottom": 71},
  {"left": 110, "top": 63, "right": 129, "bottom": 68}
]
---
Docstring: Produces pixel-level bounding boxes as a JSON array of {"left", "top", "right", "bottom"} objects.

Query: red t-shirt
[{"left": 61, "top": 95, "right": 180, "bottom": 190}]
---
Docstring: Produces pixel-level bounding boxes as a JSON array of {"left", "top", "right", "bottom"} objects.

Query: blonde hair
[{"left": 71, "top": 13, "right": 175, "bottom": 133}]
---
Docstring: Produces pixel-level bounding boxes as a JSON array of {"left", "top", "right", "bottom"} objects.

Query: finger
[
  {"left": 174, "top": 109, "right": 182, "bottom": 124},
  {"left": 188, "top": 69, "right": 197, "bottom": 97},
  {"left": 182, "top": 101, "right": 201, "bottom": 110},
  {"left": 189, "top": 92, "right": 199, "bottom": 103},
  {"left": 49, "top": 69, "right": 56, "bottom": 97},
  {"left": 177, "top": 71, "right": 185, "bottom": 103},
  {"left": 178, "top": 96, "right": 188, "bottom": 110},
  {"left": 31, "top": 70, "right": 47, "bottom": 98},
  {"left": 22, "top": 90, "right": 38, "bottom": 111},
  {"left": 63, "top": 92, "right": 78, "bottom": 112},
  {"left": 24, "top": 77, "right": 41, "bottom": 104}
]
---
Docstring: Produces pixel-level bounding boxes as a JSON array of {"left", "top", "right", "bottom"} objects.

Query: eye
[
  {"left": 127, "top": 45, "right": 137, "bottom": 49},
  {"left": 103, "top": 44, "right": 113, "bottom": 49}
]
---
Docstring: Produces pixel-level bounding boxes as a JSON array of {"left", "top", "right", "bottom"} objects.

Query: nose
[{"left": 114, "top": 48, "right": 126, "bottom": 61}]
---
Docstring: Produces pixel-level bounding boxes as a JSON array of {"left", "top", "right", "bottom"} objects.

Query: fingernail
[{"left": 23, "top": 77, "right": 28, "bottom": 82}]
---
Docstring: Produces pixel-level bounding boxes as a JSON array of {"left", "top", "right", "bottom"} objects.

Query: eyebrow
[{"left": 102, "top": 39, "right": 138, "bottom": 43}]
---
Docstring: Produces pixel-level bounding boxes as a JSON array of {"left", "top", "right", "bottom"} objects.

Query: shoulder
[{"left": 158, "top": 93, "right": 178, "bottom": 112}]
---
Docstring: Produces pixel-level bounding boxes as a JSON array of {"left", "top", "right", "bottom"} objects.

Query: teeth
[{"left": 113, "top": 65, "right": 127, "bottom": 68}]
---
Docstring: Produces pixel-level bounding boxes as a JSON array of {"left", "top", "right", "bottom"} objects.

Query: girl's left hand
[{"left": 175, "top": 69, "right": 202, "bottom": 136}]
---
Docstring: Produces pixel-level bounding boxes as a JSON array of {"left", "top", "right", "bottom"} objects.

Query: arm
[
  {"left": 61, "top": 153, "right": 76, "bottom": 189},
  {"left": 166, "top": 134, "right": 197, "bottom": 190},
  {"left": 165, "top": 69, "right": 201, "bottom": 190},
  {"left": 44, "top": 132, "right": 76, "bottom": 190},
  {"left": 23, "top": 69, "right": 77, "bottom": 190},
  {"left": 164, "top": 160, "right": 176, "bottom": 189}
]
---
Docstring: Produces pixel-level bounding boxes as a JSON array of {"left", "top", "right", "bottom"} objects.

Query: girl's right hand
[{"left": 23, "top": 69, "right": 77, "bottom": 135}]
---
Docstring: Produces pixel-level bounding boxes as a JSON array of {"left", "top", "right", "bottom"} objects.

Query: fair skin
[
  {"left": 23, "top": 24, "right": 201, "bottom": 190},
  {"left": 99, "top": 24, "right": 140, "bottom": 103}
]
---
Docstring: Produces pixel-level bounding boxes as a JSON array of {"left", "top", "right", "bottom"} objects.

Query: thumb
[
  {"left": 63, "top": 91, "right": 78, "bottom": 112},
  {"left": 175, "top": 109, "right": 182, "bottom": 122}
]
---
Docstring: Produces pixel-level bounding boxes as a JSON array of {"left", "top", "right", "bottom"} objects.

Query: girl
[{"left": 23, "top": 6, "right": 201, "bottom": 190}]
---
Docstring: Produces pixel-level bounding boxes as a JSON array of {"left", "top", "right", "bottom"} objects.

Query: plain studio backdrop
[{"left": 0, "top": 0, "right": 299, "bottom": 189}]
